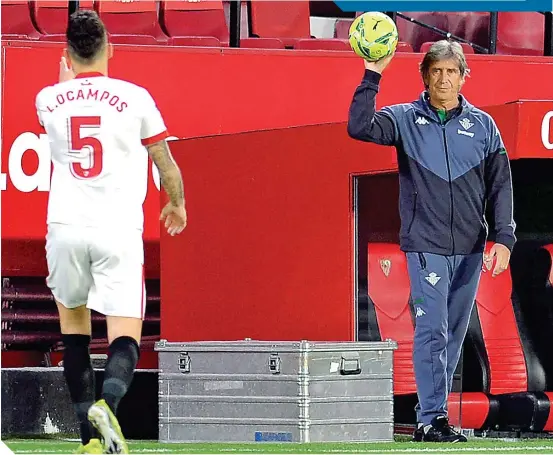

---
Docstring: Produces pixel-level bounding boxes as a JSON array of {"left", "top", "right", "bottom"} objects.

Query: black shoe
[
  {"left": 422, "top": 415, "right": 468, "bottom": 443},
  {"left": 412, "top": 424, "right": 424, "bottom": 442}
]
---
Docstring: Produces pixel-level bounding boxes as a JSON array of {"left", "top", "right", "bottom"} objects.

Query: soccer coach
[{"left": 347, "top": 40, "right": 516, "bottom": 443}]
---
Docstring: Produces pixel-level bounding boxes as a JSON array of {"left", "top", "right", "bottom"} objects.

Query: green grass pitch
[{"left": 6, "top": 436, "right": 553, "bottom": 454}]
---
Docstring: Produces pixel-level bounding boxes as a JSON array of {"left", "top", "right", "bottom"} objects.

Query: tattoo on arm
[{"left": 146, "top": 140, "right": 184, "bottom": 207}]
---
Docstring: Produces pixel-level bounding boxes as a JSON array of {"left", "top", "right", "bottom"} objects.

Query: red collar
[{"left": 75, "top": 72, "right": 105, "bottom": 79}]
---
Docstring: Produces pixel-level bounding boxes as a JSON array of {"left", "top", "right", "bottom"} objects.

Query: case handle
[{"left": 340, "top": 354, "right": 361, "bottom": 375}]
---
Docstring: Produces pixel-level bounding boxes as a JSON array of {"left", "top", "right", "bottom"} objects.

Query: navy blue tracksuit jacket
[{"left": 348, "top": 70, "right": 516, "bottom": 255}]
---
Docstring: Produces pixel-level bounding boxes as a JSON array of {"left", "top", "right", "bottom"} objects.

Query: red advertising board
[{"left": 484, "top": 100, "right": 553, "bottom": 159}]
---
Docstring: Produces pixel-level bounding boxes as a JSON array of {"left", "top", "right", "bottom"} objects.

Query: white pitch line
[
  {"left": 5, "top": 451, "right": 172, "bottom": 455},
  {"left": 9, "top": 445, "right": 553, "bottom": 455},
  {"left": 207, "top": 447, "right": 553, "bottom": 454}
]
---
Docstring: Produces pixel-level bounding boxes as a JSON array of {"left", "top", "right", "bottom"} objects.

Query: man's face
[{"left": 424, "top": 59, "right": 465, "bottom": 104}]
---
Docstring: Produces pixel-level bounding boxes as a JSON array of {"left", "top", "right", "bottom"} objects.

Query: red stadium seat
[
  {"left": 396, "top": 41, "right": 414, "bottom": 52},
  {"left": 334, "top": 19, "right": 353, "bottom": 39},
  {"left": 248, "top": 0, "right": 311, "bottom": 47},
  {"left": 160, "top": 0, "right": 229, "bottom": 46},
  {"left": 33, "top": 0, "right": 94, "bottom": 35},
  {"left": 472, "top": 248, "right": 532, "bottom": 395},
  {"left": 445, "top": 12, "right": 490, "bottom": 51},
  {"left": 367, "top": 243, "right": 496, "bottom": 430},
  {"left": 168, "top": 36, "right": 221, "bottom": 47},
  {"left": 496, "top": 12, "right": 544, "bottom": 56},
  {"left": 461, "top": 13, "right": 490, "bottom": 50},
  {"left": 396, "top": 12, "right": 449, "bottom": 52},
  {"left": 294, "top": 38, "right": 351, "bottom": 51},
  {"left": 466, "top": 241, "right": 553, "bottom": 431},
  {"left": 239, "top": 37, "right": 285, "bottom": 49},
  {"left": 109, "top": 34, "right": 161, "bottom": 45},
  {"left": 420, "top": 41, "right": 475, "bottom": 54},
  {"left": 1, "top": 0, "right": 40, "bottom": 38},
  {"left": 97, "top": 0, "right": 168, "bottom": 42},
  {"left": 367, "top": 243, "right": 416, "bottom": 396},
  {"left": 445, "top": 12, "right": 469, "bottom": 39},
  {"left": 37, "top": 33, "right": 161, "bottom": 46},
  {"left": 248, "top": 1, "right": 355, "bottom": 50}
]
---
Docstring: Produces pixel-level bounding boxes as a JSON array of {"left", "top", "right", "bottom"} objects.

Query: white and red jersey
[{"left": 35, "top": 72, "right": 168, "bottom": 232}]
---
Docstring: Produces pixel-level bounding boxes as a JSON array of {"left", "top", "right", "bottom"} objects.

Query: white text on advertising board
[
  {"left": 541, "top": 111, "right": 553, "bottom": 150},
  {"left": 0, "top": 132, "right": 179, "bottom": 192}
]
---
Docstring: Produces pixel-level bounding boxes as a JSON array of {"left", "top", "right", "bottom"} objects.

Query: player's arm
[
  {"left": 347, "top": 56, "right": 397, "bottom": 146},
  {"left": 146, "top": 140, "right": 185, "bottom": 208},
  {"left": 141, "top": 88, "right": 187, "bottom": 235},
  {"left": 485, "top": 120, "right": 516, "bottom": 252},
  {"left": 146, "top": 139, "right": 187, "bottom": 236}
]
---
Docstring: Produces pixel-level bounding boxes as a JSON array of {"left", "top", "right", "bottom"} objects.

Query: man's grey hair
[{"left": 419, "top": 40, "right": 471, "bottom": 87}]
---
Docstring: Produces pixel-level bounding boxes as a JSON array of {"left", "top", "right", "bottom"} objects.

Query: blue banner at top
[{"left": 334, "top": 0, "right": 552, "bottom": 12}]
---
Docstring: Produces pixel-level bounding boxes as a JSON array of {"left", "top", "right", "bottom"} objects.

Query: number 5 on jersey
[{"left": 69, "top": 116, "right": 103, "bottom": 179}]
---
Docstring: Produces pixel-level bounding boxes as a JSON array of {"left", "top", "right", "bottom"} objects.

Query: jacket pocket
[
  {"left": 407, "top": 192, "right": 418, "bottom": 234},
  {"left": 418, "top": 252, "right": 427, "bottom": 269}
]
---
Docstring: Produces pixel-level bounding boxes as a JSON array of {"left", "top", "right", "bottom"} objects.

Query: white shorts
[{"left": 46, "top": 223, "right": 145, "bottom": 319}]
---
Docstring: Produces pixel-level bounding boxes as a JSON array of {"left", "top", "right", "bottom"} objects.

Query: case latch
[
  {"left": 179, "top": 352, "right": 191, "bottom": 373},
  {"left": 269, "top": 353, "right": 281, "bottom": 374}
]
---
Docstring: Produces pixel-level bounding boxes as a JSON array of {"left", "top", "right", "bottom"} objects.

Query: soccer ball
[{"left": 348, "top": 12, "right": 399, "bottom": 62}]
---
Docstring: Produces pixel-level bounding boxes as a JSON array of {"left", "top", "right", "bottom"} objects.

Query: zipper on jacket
[{"left": 441, "top": 124, "right": 455, "bottom": 255}]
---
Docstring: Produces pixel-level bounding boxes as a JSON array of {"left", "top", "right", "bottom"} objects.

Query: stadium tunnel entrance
[{"left": 354, "top": 153, "right": 553, "bottom": 430}]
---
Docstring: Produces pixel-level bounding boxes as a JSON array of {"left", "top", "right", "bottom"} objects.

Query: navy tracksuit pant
[{"left": 406, "top": 251, "right": 483, "bottom": 425}]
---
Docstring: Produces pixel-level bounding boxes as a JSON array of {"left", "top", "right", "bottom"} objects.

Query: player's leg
[
  {"left": 445, "top": 253, "right": 483, "bottom": 395},
  {"left": 406, "top": 253, "right": 450, "bottom": 425},
  {"left": 101, "top": 316, "right": 142, "bottom": 414},
  {"left": 57, "top": 303, "right": 103, "bottom": 454},
  {"left": 87, "top": 316, "right": 141, "bottom": 454},
  {"left": 46, "top": 224, "right": 101, "bottom": 453},
  {"left": 86, "top": 229, "right": 144, "bottom": 454},
  {"left": 407, "top": 252, "right": 466, "bottom": 442}
]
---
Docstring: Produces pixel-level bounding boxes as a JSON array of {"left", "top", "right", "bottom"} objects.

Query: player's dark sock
[
  {"left": 101, "top": 336, "right": 140, "bottom": 414},
  {"left": 62, "top": 334, "right": 97, "bottom": 445}
]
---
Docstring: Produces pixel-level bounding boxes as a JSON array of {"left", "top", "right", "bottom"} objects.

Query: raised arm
[{"left": 347, "top": 56, "right": 398, "bottom": 146}]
